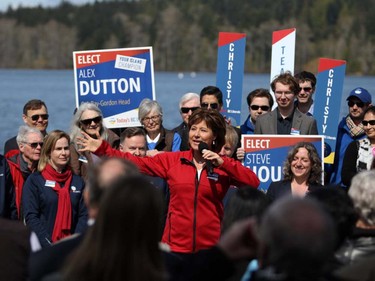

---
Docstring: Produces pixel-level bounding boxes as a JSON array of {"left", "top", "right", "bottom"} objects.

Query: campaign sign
[
  {"left": 270, "top": 28, "right": 296, "bottom": 108},
  {"left": 242, "top": 135, "right": 324, "bottom": 192},
  {"left": 314, "top": 58, "right": 346, "bottom": 164},
  {"left": 216, "top": 32, "right": 246, "bottom": 126},
  {"left": 73, "top": 47, "right": 155, "bottom": 128}
]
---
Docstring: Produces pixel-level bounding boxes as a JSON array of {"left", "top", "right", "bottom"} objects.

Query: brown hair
[
  {"left": 283, "top": 142, "right": 322, "bottom": 185},
  {"left": 23, "top": 99, "right": 47, "bottom": 115},
  {"left": 120, "top": 127, "right": 146, "bottom": 144},
  {"left": 271, "top": 71, "right": 300, "bottom": 95},
  {"left": 246, "top": 88, "right": 274, "bottom": 108},
  {"left": 188, "top": 108, "right": 226, "bottom": 153},
  {"left": 63, "top": 175, "right": 166, "bottom": 281}
]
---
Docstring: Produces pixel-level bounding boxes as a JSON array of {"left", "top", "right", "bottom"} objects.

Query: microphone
[{"left": 198, "top": 142, "right": 213, "bottom": 174}]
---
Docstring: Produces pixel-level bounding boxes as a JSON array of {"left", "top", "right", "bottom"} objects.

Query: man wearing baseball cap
[{"left": 330, "top": 87, "right": 372, "bottom": 187}]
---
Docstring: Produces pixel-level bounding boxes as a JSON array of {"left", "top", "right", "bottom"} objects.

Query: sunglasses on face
[
  {"left": 29, "top": 114, "right": 49, "bottom": 121},
  {"left": 299, "top": 87, "right": 312, "bottom": 92},
  {"left": 250, "top": 105, "right": 270, "bottom": 111},
  {"left": 25, "top": 142, "right": 43, "bottom": 149},
  {"left": 80, "top": 116, "right": 102, "bottom": 126},
  {"left": 362, "top": 120, "right": 375, "bottom": 126},
  {"left": 201, "top": 103, "right": 219, "bottom": 110},
  {"left": 181, "top": 107, "right": 200, "bottom": 114},
  {"left": 348, "top": 100, "right": 365, "bottom": 108}
]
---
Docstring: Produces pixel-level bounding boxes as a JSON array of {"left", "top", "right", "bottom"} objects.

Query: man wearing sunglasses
[
  {"left": 4, "top": 99, "right": 48, "bottom": 158},
  {"left": 294, "top": 71, "right": 317, "bottom": 116},
  {"left": 200, "top": 86, "right": 242, "bottom": 159},
  {"left": 172, "top": 92, "right": 200, "bottom": 151},
  {"left": 240, "top": 89, "right": 273, "bottom": 134},
  {"left": 7, "top": 126, "right": 43, "bottom": 219},
  {"left": 330, "top": 87, "right": 372, "bottom": 186}
]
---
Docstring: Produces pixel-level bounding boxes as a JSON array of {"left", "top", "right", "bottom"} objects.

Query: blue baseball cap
[{"left": 346, "top": 87, "right": 372, "bottom": 104}]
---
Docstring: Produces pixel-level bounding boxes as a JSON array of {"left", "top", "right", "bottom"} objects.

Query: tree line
[{"left": 0, "top": 0, "right": 374, "bottom": 74}]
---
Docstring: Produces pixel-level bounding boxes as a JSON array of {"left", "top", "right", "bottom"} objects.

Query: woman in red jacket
[{"left": 78, "top": 108, "right": 260, "bottom": 253}]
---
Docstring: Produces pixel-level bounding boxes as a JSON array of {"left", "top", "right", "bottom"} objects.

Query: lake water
[{"left": 0, "top": 69, "right": 374, "bottom": 154}]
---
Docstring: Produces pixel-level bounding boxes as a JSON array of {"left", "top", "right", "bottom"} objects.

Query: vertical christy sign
[
  {"left": 270, "top": 28, "right": 296, "bottom": 107},
  {"left": 73, "top": 47, "right": 155, "bottom": 129},
  {"left": 314, "top": 58, "right": 346, "bottom": 164},
  {"left": 216, "top": 32, "right": 246, "bottom": 126}
]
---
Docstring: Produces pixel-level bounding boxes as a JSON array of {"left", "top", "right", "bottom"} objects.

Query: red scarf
[{"left": 41, "top": 163, "right": 73, "bottom": 242}]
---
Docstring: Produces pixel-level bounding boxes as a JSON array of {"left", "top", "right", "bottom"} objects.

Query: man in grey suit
[{"left": 255, "top": 72, "right": 319, "bottom": 135}]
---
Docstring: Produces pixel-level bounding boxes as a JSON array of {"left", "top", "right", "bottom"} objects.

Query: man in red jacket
[{"left": 7, "top": 125, "right": 43, "bottom": 218}]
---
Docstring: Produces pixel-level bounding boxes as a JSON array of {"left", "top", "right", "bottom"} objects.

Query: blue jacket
[
  {"left": 22, "top": 172, "right": 88, "bottom": 248},
  {"left": 240, "top": 115, "right": 255, "bottom": 134},
  {"left": 0, "top": 154, "right": 17, "bottom": 219},
  {"left": 330, "top": 117, "right": 366, "bottom": 185}
]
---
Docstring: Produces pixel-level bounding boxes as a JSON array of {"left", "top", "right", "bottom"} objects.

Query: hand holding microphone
[
  {"left": 198, "top": 142, "right": 213, "bottom": 174},
  {"left": 198, "top": 141, "right": 224, "bottom": 173}
]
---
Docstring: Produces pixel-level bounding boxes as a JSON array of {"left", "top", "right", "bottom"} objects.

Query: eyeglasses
[
  {"left": 362, "top": 120, "right": 375, "bottom": 126},
  {"left": 29, "top": 114, "right": 49, "bottom": 121},
  {"left": 201, "top": 103, "right": 219, "bottom": 109},
  {"left": 24, "top": 142, "right": 43, "bottom": 149},
  {"left": 348, "top": 100, "right": 365, "bottom": 108},
  {"left": 181, "top": 107, "right": 199, "bottom": 114},
  {"left": 299, "top": 87, "right": 312, "bottom": 92},
  {"left": 142, "top": 115, "right": 161, "bottom": 123},
  {"left": 250, "top": 105, "right": 270, "bottom": 111},
  {"left": 275, "top": 91, "right": 294, "bottom": 96},
  {"left": 80, "top": 116, "right": 102, "bottom": 126}
]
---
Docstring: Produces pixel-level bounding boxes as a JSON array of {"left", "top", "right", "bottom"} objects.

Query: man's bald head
[
  {"left": 85, "top": 157, "right": 139, "bottom": 218},
  {"left": 258, "top": 197, "right": 336, "bottom": 279}
]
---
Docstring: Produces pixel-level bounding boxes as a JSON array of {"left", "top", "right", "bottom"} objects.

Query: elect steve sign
[{"left": 242, "top": 135, "right": 324, "bottom": 192}]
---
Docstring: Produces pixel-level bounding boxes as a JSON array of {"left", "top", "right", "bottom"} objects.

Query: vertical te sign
[
  {"left": 216, "top": 32, "right": 246, "bottom": 126},
  {"left": 270, "top": 28, "right": 296, "bottom": 107}
]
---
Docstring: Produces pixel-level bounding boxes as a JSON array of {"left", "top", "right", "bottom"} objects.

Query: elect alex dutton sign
[{"left": 73, "top": 47, "right": 155, "bottom": 128}]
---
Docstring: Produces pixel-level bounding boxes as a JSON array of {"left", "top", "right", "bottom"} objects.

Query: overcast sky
[{"left": 0, "top": 0, "right": 97, "bottom": 11}]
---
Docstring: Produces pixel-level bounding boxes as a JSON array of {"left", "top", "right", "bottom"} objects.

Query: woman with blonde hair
[{"left": 22, "top": 130, "right": 87, "bottom": 248}]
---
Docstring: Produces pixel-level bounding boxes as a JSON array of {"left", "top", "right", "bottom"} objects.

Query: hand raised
[{"left": 76, "top": 131, "right": 103, "bottom": 153}]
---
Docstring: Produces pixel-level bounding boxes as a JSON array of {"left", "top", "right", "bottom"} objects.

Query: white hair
[
  {"left": 138, "top": 98, "right": 163, "bottom": 122},
  {"left": 349, "top": 170, "right": 375, "bottom": 225},
  {"left": 16, "top": 125, "right": 43, "bottom": 145},
  {"left": 179, "top": 92, "right": 200, "bottom": 109},
  {"left": 70, "top": 102, "right": 108, "bottom": 142}
]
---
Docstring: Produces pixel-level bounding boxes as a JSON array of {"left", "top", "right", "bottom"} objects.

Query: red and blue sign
[
  {"left": 314, "top": 58, "right": 346, "bottom": 164},
  {"left": 242, "top": 135, "right": 324, "bottom": 192},
  {"left": 73, "top": 47, "right": 155, "bottom": 128},
  {"left": 216, "top": 32, "right": 246, "bottom": 126}
]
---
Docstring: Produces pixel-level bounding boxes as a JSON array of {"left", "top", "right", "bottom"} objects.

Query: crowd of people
[{"left": 0, "top": 71, "right": 374, "bottom": 281}]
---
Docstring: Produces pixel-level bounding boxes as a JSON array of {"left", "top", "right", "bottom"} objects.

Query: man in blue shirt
[{"left": 240, "top": 88, "right": 273, "bottom": 134}]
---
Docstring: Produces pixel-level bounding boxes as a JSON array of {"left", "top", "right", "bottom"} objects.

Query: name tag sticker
[
  {"left": 290, "top": 128, "right": 300, "bottom": 135},
  {"left": 45, "top": 180, "right": 56, "bottom": 187}
]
